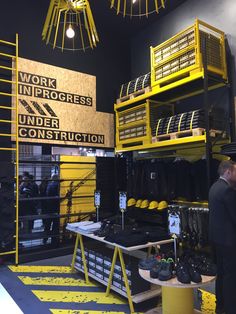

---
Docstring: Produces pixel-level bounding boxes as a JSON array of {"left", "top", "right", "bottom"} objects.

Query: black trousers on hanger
[{"left": 214, "top": 245, "right": 236, "bottom": 314}]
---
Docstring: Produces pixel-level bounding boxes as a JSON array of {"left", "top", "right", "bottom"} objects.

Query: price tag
[
  {"left": 168, "top": 212, "right": 181, "bottom": 236},
  {"left": 119, "top": 191, "right": 127, "bottom": 211},
  {"left": 94, "top": 190, "right": 101, "bottom": 207}
]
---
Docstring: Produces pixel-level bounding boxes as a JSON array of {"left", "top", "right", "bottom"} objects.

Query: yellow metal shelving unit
[
  {"left": 150, "top": 19, "right": 227, "bottom": 91},
  {"left": 115, "top": 100, "right": 173, "bottom": 152},
  {"left": 0, "top": 34, "right": 19, "bottom": 264},
  {"left": 114, "top": 19, "right": 229, "bottom": 154}
]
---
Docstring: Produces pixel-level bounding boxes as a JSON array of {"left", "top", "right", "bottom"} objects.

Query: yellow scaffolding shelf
[{"left": 116, "top": 133, "right": 207, "bottom": 153}]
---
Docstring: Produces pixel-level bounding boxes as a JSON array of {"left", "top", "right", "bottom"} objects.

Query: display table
[
  {"left": 67, "top": 225, "right": 174, "bottom": 313},
  {"left": 139, "top": 269, "right": 215, "bottom": 314}
]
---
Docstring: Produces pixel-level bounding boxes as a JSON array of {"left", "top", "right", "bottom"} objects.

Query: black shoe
[
  {"left": 94, "top": 220, "right": 112, "bottom": 237},
  {"left": 139, "top": 256, "right": 160, "bottom": 271},
  {"left": 187, "top": 262, "right": 202, "bottom": 283},
  {"left": 194, "top": 255, "right": 217, "bottom": 276},
  {"left": 150, "top": 260, "right": 162, "bottom": 278},
  {"left": 158, "top": 258, "right": 174, "bottom": 281},
  {"left": 176, "top": 261, "right": 191, "bottom": 284}
]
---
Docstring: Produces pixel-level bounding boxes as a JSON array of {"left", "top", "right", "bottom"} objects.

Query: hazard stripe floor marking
[
  {"left": 18, "top": 276, "right": 96, "bottom": 287},
  {"left": 199, "top": 289, "right": 216, "bottom": 314},
  {"left": 32, "top": 290, "right": 126, "bottom": 304},
  {"left": 9, "top": 265, "right": 73, "bottom": 273},
  {"left": 50, "top": 311, "right": 127, "bottom": 314}
]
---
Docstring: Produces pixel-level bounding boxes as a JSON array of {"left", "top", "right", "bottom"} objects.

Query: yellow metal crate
[
  {"left": 150, "top": 19, "right": 227, "bottom": 89},
  {"left": 115, "top": 100, "right": 173, "bottom": 151}
]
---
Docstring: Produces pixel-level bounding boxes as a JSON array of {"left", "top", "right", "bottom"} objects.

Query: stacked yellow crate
[{"left": 150, "top": 19, "right": 227, "bottom": 89}]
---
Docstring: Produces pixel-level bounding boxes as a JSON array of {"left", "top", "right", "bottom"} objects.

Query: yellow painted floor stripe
[
  {"left": 50, "top": 311, "right": 126, "bottom": 314},
  {"left": 32, "top": 290, "right": 126, "bottom": 304},
  {"left": 200, "top": 289, "right": 216, "bottom": 314},
  {"left": 9, "top": 265, "right": 72, "bottom": 273},
  {"left": 18, "top": 276, "right": 96, "bottom": 287}
]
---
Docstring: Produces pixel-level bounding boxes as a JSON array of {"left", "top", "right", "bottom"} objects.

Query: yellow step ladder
[{"left": 0, "top": 34, "right": 19, "bottom": 264}]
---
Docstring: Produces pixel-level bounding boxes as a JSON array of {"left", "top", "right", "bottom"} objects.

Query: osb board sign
[{"left": 12, "top": 57, "right": 114, "bottom": 147}]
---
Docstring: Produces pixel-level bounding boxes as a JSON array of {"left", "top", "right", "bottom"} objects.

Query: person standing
[
  {"left": 209, "top": 160, "right": 236, "bottom": 314},
  {"left": 44, "top": 174, "right": 60, "bottom": 246}
]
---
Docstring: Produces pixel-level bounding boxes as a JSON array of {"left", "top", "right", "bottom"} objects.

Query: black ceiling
[{"left": 89, "top": 0, "right": 187, "bottom": 39}]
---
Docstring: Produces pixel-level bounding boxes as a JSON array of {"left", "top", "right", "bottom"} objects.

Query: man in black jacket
[{"left": 209, "top": 160, "right": 236, "bottom": 314}]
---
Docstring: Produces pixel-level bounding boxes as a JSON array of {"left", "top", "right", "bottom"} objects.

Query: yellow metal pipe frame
[
  {"left": 0, "top": 39, "right": 16, "bottom": 46},
  {"left": 0, "top": 119, "right": 16, "bottom": 124},
  {"left": 42, "top": 0, "right": 99, "bottom": 51},
  {"left": 0, "top": 78, "right": 16, "bottom": 84},
  {"left": 0, "top": 34, "right": 19, "bottom": 264},
  {"left": 0, "top": 65, "right": 15, "bottom": 71},
  {"left": 15, "top": 33, "right": 19, "bottom": 265},
  {"left": 106, "top": 247, "right": 134, "bottom": 313},
  {"left": 118, "top": 248, "right": 135, "bottom": 313},
  {"left": 0, "top": 147, "right": 16, "bottom": 151},
  {"left": 71, "top": 233, "right": 89, "bottom": 283},
  {"left": 71, "top": 233, "right": 80, "bottom": 270},
  {"left": 0, "top": 92, "right": 17, "bottom": 97},
  {"left": 79, "top": 234, "right": 89, "bottom": 283},
  {"left": 0, "top": 52, "right": 16, "bottom": 59},
  {"left": 0, "top": 133, "right": 16, "bottom": 137},
  {"left": 110, "top": 0, "right": 166, "bottom": 17},
  {"left": 0, "top": 105, "right": 16, "bottom": 110},
  {"left": 0, "top": 250, "right": 16, "bottom": 256}
]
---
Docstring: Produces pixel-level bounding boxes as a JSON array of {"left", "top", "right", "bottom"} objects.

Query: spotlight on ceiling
[
  {"left": 42, "top": 0, "right": 99, "bottom": 51},
  {"left": 110, "top": 0, "right": 166, "bottom": 18}
]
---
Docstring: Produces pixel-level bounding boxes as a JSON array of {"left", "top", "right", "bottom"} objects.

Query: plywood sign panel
[{"left": 12, "top": 58, "right": 114, "bottom": 147}]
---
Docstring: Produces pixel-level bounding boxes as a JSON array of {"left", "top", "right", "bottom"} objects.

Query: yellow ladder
[{"left": 0, "top": 34, "right": 19, "bottom": 264}]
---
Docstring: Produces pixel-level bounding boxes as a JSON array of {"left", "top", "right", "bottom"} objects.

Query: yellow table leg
[
  {"left": 79, "top": 234, "right": 89, "bottom": 284},
  {"left": 106, "top": 246, "right": 118, "bottom": 296},
  {"left": 118, "top": 248, "right": 135, "bottom": 314},
  {"left": 71, "top": 233, "right": 79, "bottom": 271},
  {"left": 162, "top": 286, "right": 194, "bottom": 314}
]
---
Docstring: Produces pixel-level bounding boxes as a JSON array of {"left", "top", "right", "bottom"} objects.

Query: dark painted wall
[
  {"left": 131, "top": 0, "right": 236, "bottom": 82},
  {"left": 130, "top": 0, "right": 235, "bottom": 136},
  {"left": 0, "top": 0, "right": 131, "bottom": 114}
]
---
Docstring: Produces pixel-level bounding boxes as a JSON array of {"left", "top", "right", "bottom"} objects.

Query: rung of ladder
[
  {"left": 0, "top": 133, "right": 16, "bottom": 137},
  {"left": 0, "top": 147, "right": 16, "bottom": 151},
  {"left": 0, "top": 78, "right": 16, "bottom": 84},
  {"left": 0, "top": 250, "right": 16, "bottom": 256},
  {"left": 0, "top": 105, "right": 16, "bottom": 110},
  {"left": 0, "top": 92, "right": 16, "bottom": 97},
  {"left": 0, "top": 52, "right": 16, "bottom": 59},
  {"left": 0, "top": 119, "right": 16, "bottom": 123},
  {"left": 0, "top": 65, "right": 16, "bottom": 71},
  {"left": 0, "top": 39, "right": 16, "bottom": 47}
]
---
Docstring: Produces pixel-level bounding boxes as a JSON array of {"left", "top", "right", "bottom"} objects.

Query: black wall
[{"left": 0, "top": 0, "right": 132, "bottom": 114}]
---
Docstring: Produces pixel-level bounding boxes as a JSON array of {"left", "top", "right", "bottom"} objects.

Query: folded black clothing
[
  {"left": 104, "top": 226, "right": 169, "bottom": 247},
  {"left": 104, "top": 229, "right": 149, "bottom": 247}
]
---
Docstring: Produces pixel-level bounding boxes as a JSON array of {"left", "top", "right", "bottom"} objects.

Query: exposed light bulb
[
  {"left": 66, "top": 25, "right": 75, "bottom": 38},
  {"left": 132, "top": 0, "right": 137, "bottom": 3}
]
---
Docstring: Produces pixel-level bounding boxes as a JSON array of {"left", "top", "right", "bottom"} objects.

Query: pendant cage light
[
  {"left": 42, "top": 0, "right": 99, "bottom": 52},
  {"left": 110, "top": 0, "right": 166, "bottom": 17}
]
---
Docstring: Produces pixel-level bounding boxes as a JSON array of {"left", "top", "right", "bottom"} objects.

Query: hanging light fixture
[
  {"left": 110, "top": 0, "right": 166, "bottom": 17},
  {"left": 42, "top": 0, "right": 99, "bottom": 52}
]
